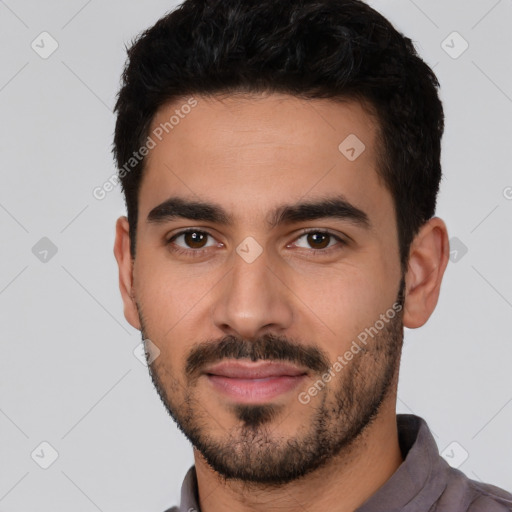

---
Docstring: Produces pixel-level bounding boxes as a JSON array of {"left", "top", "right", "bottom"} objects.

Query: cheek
[
  {"left": 291, "top": 263, "right": 396, "bottom": 354},
  {"left": 133, "top": 252, "right": 220, "bottom": 351},
  {"left": 133, "top": 253, "right": 188, "bottom": 340}
]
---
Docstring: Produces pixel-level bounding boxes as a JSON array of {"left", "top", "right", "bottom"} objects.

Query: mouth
[{"left": 203, "top": 360, "right": 308, "bottom": 403}]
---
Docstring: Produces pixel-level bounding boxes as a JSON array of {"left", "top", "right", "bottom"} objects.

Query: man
[{"left": 112, "top": 1, "right": 512, "bottom": 511}]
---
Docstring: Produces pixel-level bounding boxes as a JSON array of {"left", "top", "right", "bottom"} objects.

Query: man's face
[{"left": 128, "top": 94, "right": 405, "bottom": 483}]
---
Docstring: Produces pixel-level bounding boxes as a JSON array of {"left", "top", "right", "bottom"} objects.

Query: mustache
[{"left": 185, "top": 333, "right": 331, "bottom": 381}]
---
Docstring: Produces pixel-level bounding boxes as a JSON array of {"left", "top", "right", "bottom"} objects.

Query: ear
[
  {"left": 403, "top": 217, "right": 450, "bottom": 329},
  {"left": 113, "top": 216, "right": 141, "bottom": 330}
]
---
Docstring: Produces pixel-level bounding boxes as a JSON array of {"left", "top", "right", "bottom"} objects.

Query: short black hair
[{"left": 113, "top": 0, "right": 444, "bottom": 272}]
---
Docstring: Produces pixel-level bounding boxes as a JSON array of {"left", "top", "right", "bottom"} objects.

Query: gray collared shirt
[{"left": 164, "top": 414, "right": 512, "bottom": 511}]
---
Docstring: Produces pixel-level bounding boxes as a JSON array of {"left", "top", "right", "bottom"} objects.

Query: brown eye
[
  {"left": 183, "top": 231, "right": 208, "bottom": 249},
  {"left": 306, "top": 232, "right": 330, "bottom": 249},
  {"left": 167, "top": 230, "right": 216, "bottom": 251},
  {"left": 292, "top": 230, "right": 346, "bottom": 252}
]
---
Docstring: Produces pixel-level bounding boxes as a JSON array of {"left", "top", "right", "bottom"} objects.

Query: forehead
[{"left": 139, "top": 93, "right": 393, "bottom": 230}]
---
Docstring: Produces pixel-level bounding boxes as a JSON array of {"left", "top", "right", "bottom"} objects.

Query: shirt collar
[
  {"left": 175, "top": 414, "right": 448, "bottom": 512},
  {"left": 178, "top": 464, "right": 200, "bottom": 512},
  {"left": 356, "top": 414, "right": 449, "bottom": 511}
]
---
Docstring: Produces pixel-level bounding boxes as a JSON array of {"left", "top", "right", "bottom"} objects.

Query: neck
[{"left": 193, "top": 399, "right": 403, "bottom": 512}]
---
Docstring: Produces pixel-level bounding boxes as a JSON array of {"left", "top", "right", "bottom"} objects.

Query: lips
[
  {"left": 204, "top": 360, "right": 308, "bottom": 379},
  {"left": 203, "top": 360, "right": 308, "bottom": 403}
]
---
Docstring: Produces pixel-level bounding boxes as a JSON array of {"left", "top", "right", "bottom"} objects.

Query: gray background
[{"left": 1, "top": 0, "right": 511, "bottom": 510}]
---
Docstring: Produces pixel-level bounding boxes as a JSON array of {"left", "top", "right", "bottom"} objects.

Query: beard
[{"left": 138, "top": 277, "right": 405, "bottom": 485}]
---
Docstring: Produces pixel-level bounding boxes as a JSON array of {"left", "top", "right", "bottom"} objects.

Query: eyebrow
[{"left": 147, "top": 195, "right": 371, "bottom": 230}]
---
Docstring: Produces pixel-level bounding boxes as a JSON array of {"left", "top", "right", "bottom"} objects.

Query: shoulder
[
  {"left": 466, "top": 479, "right": 512, "bottom": 511},
  {"left": 437, "top": 466, "right": 512, "bottom": 511}
]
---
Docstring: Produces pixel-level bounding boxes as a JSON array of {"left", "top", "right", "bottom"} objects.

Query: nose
[{"left": 211, "top": 245, "right": 294, "bottom": 340}]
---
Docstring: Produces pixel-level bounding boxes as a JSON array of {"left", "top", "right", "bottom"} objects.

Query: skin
[{"left": 114, "top": 93, "right": 450, "bottom": 512}]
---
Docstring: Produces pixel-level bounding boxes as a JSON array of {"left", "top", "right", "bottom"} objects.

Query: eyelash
[{"left": 165, "top": 228, "right": 347, "bottom": 258}]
